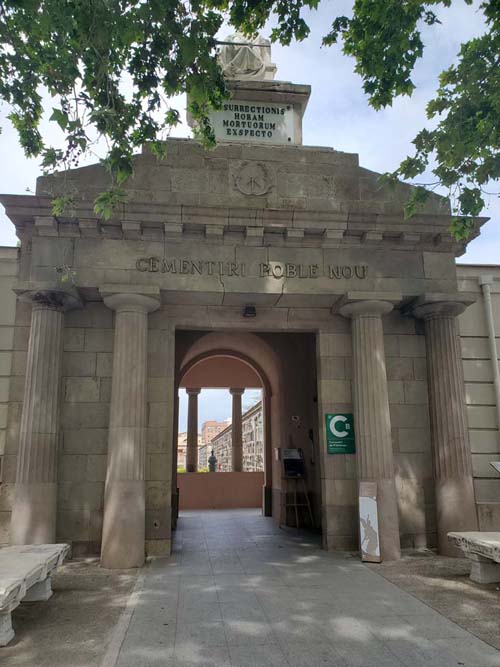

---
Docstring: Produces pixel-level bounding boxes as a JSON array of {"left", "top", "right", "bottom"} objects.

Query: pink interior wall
[
  {"left": 181, "top": 356, "right": 261, "bottom": 388},
  {"left": 178, "top": 472, "right": 264, "bottom": 510}
]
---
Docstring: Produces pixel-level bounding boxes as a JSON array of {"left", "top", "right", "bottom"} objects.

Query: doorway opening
[
  {"left": 176, "top": 386, "right": 265, "bottom": 510},
  {"left": 172, "top": 330, "right": 322, "bottom": 539}
]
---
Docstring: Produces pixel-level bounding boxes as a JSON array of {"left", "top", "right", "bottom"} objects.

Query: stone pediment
[{"left": 1, "top": 138, "right": 487, "bottom": 258}]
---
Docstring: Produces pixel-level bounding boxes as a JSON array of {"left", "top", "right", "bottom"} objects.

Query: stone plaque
[{"left": 209, "top": 101, "right": 294, "bottom": 144}]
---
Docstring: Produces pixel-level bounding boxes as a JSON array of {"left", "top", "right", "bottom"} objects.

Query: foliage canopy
[{"left": 0, "top": 0, "right": 498, "bottom": 236}]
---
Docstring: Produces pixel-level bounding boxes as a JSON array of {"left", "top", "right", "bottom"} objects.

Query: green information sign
[{"left": 325, "top": 413, "right": 355, "bottom": 454}]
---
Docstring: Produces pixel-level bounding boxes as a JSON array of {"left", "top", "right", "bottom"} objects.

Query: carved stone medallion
[{"left": 232, "top": 161, "right": 273, "bottom": 196}]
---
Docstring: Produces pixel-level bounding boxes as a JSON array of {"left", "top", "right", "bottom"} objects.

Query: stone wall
[
  {"left": 178, "top": 471, "right": 264, "bottom": 510},
  {"left": 257, "top": 332, "right": 320, "bottom": 526},
  {"left": 317, "top": 310, "right": 434, "bottom": 551},
  {"left": 316, "top": 320, "right": 356, "bottom": 550},
  {"left": 458, "top": 266, "right": 500, "bottom": 532},
  {"left": 1, "top": 296, "right": 175, "bottom": 556},
  {"left": 59, "top": 303, "right": 174, "bottom": 556},
  {"left": 384, "top": 312, "right": 434, "bottom": 549},
  {"left": 1, "top": 241, "right": 499, "bottom": 552},
  {"left": 56, "top": 303, "right": 112, "bottom": 555},
  {"left": 0, "top": 247, "right": 18, "bottom": 544}
]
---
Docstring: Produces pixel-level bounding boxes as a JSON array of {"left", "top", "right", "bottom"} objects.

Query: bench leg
[
  {"left": 0, "top": 611, "right": 14, "bottom": 647},
  {"left": 470, "top": 559, "right": 500, "bottom": 584},
  {"left": 23, "top": 577, "right": 53, "bottom": 602}
]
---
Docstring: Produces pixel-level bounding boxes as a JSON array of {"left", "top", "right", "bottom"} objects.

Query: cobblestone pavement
[{"left": 109, "top": 509, "right": 500, "bottom": 667}]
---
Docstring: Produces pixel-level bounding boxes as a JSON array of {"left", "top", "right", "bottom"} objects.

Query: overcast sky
[{"left": 0, "top": 1, "right": 497, "bottom": 428}]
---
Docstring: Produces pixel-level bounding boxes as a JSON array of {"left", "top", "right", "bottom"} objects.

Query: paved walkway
[{"left": 107, "top": 509, "right": 500, "bottom": 667}]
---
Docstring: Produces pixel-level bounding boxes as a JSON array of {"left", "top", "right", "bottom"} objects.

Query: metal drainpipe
[{"left": 479, "top": 275, "right": 500, "bottom": 431}]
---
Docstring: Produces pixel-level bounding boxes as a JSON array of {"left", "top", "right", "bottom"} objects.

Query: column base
[
  {"left": 376, "top": 479, "right": 401, "bottom": 562},
  {"left": 436, "top": 476, "right": 478, "bottom": 556},
  {"left": 101, "top": 480, "right": 145, "bottom": 569},
  {"left": 10, "top": 482, "right": 57, "bottom": 545}
]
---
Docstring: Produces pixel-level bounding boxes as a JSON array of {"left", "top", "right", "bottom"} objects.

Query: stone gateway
[{"left": 0, "top": 36, "right": 498, "bottom": 569}]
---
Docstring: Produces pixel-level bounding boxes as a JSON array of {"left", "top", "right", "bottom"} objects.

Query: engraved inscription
[{"left": 135, "top": 257, "right": 368, "bottom": 280}]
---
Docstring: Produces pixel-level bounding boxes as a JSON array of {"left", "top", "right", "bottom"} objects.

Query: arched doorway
[{"left": 174, "top": 332, "right": 284, "bottom": 520}]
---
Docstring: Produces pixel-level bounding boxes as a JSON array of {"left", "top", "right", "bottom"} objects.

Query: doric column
[
  {"left": 412, "top": 297, "right": 478, "bottom": 555},
  {"left": 11, "top": 287, "right": 81, "bottom": 544},
  {"left": 230, "top": 388, "right": 245, "bottom": 472},
  {"left": 186, "top": 389, "right": 200, "bottom": 473},
  {"left": 100, "top": 292, "right": 159, "bottom": 569},
  {"left": 340, "top": 300, "right": 401, "bottom": 561}
]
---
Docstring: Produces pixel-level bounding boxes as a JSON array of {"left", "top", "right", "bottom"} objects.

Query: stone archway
[{"left": 174, "top": 332, "right": 285, "bottom": 519}]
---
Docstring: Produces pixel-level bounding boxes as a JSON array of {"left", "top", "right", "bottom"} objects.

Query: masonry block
[
  {"left": 65, "top": 377, "right": 100, "bottom": 403},
  {"left": 63, "top": 429, "right": 108, "bottom": 454},
  {"left": 63, "top": 352, "right": 97, "bottom": 377}
]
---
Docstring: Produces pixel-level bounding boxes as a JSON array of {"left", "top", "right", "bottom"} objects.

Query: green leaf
[
  {"left": 52, "top": 195, "right": 74, "bottom": 217},
  {"left": 404, "top": 187, "right": 430, "bottom": 219},
  {"left": 93, "top": 188, "right": 128, "bottom": 220},
  {"left": 49, "top": 108, "right": 69, "bottom": 131},
  {"left": 150, "top": 141, "right": 168, "bottom": 160},
  {"left": 0, "top": 0, "right": 496, "bottom": 245}
]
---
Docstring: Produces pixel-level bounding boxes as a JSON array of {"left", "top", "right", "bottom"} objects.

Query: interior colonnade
[{"left": 185, "top": 387, "right": 245, "bottom": 473}]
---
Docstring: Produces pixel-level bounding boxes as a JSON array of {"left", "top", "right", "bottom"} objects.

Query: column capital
[
  {"left": 410, "top": 293, "right": 475, "bottom": 321},
  {"left": 229, "top": 388, "right": 245, "bottom": 396},
  {"left": 334, "top": 291, "right": 401, "bottom": 320},
  {"left": 186, "top": 388, "right": 201, "bottom": 396},
  {"left": 14, "top": 282, "right": 82, "bottom": 312},
  {"left": 339, "top": 299, "right": 394, "bottom": 319},
  {"left": 100, "top": 286, "right": 160, "bottom": 314}
]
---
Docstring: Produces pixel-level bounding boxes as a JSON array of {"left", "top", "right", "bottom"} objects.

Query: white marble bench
[
  {"left": 448, "top": 532, "right": 500, "bottom": 584},
  {"left": 0, "top": 544, "right": 70, "bottom": 646}
]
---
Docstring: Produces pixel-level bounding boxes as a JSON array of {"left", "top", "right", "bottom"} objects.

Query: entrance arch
[{"left": 174, "top": 332, "right": 285, "bottom": 518}]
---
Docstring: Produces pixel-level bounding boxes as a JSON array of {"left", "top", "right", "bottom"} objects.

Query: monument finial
[{"left": 218, "top": 32, "right": 277, "bottom": 81}]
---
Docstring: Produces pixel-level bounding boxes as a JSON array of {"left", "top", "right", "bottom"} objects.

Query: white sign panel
[
  {"left": 209, "top": 100, "right": 294, "bottom": 144},
  {"left": 359, "top": 481, "right": 381, "bottom": 562}
]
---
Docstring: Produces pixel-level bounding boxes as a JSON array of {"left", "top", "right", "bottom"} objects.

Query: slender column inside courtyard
[
  {"left": 340, "top": 299, "right": 401, "bottom": 561},
  {"left": 413, "top": 298, "right": 478, "bottom": 555},
  {"left": 186, "top": 388, "right": 201, "bottom": 473},
  {"left": 230, "top": 388, "right": 244, "bottom": 472},
  {"left": 100, "top": 292, "right": 160, "bottom": 569}
]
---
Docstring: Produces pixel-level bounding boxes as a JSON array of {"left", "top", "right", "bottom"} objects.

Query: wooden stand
[{"left": 279, "top": 476, "right": 314, "bottom": 529}]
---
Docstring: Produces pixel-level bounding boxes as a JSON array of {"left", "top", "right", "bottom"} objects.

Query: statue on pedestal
[
  {"left": 208, "top": 450, "right": 217, "bottom": 472},
  {"left": 218, "top": 32, "right": 277, "bottom": 81}
]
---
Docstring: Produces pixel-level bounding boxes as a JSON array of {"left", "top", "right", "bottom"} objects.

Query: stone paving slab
[
  {"left": 367, "top": 548, "right": 500, "bottom": 653},
  {"left": 109, "top": 509, "right": 500, "bottom": 667}
]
